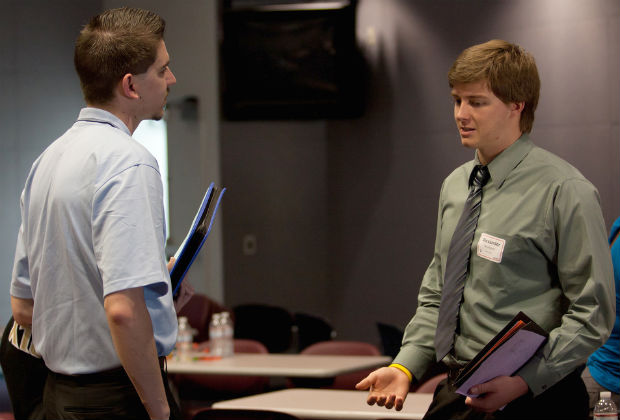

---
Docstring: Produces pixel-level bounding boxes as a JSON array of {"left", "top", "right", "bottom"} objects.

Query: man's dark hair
[{"left": 74, "top": 7, "right": 165, "bottom": 105}]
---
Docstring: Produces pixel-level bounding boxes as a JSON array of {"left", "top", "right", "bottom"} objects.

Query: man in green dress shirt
[{"left": 357, "top": 39, "right": 615, "bottom": 419}]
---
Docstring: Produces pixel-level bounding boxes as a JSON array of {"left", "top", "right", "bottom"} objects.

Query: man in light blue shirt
[{"left": 8, "top": 7, "right": 179, "bottom": 419}]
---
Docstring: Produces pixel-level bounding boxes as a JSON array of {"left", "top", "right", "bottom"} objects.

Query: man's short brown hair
[
  {"left": 448, "top": 39, "right": 540, "bottom": 133},
  {"left": 74, "top": 7, "right": 165, "bottom": 105}
]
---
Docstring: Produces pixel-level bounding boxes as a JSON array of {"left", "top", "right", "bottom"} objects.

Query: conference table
[
  {"left": 166, "top": 353, "right": 391, "bottom": 378},
  {"left": 212, "top": 388, "right": 433, "bottom": 419}
]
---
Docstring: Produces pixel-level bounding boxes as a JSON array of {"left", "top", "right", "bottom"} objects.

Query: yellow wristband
[{"left": 389, "top": 363, "right": 413, "bottom": 382}]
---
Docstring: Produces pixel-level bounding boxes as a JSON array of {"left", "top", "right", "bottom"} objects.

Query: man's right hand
[
  {"left": 355, "top": 366, "right": 411, "bottom": 411},
  {"left": 105, "top": 287, "right": 170, "bottom": 420}
]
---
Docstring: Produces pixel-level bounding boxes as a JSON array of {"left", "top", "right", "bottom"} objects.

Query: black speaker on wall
[{"left": 221, "top": 0, "right": 365, "bottom": 120}]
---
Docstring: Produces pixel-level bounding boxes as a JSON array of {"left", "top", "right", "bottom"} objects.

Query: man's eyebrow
[{"left": 452, "top": 93, "right": 487, "bottom": 100}]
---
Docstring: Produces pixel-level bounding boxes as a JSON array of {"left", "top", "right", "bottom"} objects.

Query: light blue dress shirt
[{"left": 10, "top": 108, "right": 177, "bottom": 375}]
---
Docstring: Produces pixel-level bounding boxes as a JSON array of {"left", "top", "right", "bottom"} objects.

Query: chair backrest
[
  {"left": 293, "top": 312, "right": 335, "bottom": 352},
  {"left": 233, "top": 304, "right": 294, "bottom": 353},
  {"left": 376, "top": 322, "right": 404, "bottom": 359},
  {"left": 177, "top": 293, "right": 229, "bottom": 343},
  {"left": 192, "top": 408, "right": 300, "bottom": 420},
  {"left": 301, "top": 340, "right": 381, "bottom": 356},
  {"left": 233, "top": 338, "right": 269, "bottom": 354},
  {"left": 295, "top": 340, "right": 381, "bottom": 390}
]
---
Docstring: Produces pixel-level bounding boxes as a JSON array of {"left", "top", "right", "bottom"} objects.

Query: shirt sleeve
[
  {"left": 11, "top": 189, "right": 33, "bottom": 299},
  {"left": 10, "top": 221, "right": 33, "bottom": 299},
  {"left": 517, "top": 178, "right": 615, "bottom": 395},
  {"left": 392, "top": 180, "right": 446, "bottom": 382},
  {"left": 92, "top": 164, "right": 169, "bottom": 297}
]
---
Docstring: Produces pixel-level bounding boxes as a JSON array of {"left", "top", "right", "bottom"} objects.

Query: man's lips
[{"left": 460, "top": 127, "right": 475, "bottom": 136}]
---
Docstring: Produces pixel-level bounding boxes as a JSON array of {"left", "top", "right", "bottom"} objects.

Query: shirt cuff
[
  {"left": 389, "top": 363, "right": 413, "bottom": 382},
  {"left": 10, "top": 283, "right": 33, "bottom": 299},
  {"left": 515, "top": 353, "right": 563, "bottom": 396}
]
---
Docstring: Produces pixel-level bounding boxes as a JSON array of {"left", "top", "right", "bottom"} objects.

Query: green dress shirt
[{"left": 393, "top": 135, "right": 615, "bottom": 396}]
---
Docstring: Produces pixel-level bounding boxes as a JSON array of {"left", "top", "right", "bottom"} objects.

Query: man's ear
[
  {"left": 120, "top": 73, "right": 140, "bottom": 99},
  {"left": 512, "top": 101, "right": 525, "bottom": 113}
]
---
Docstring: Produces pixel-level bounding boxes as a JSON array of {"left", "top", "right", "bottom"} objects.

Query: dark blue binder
[{"left": 170, "top": 182, "right": 225, "bottom": 296}]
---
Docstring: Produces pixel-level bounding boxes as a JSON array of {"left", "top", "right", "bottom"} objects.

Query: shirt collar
[
  {"left": 76, "top": 107, "right": 131, "bottom": 136},
  {"left": 472, "top": 134, "right": 534, "bottom": 190}
]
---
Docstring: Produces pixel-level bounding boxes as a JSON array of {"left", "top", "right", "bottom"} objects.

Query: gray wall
[
  {"left": 221, "top": 120, "right": 330, "bottom": 313},
  {"left": 0, "top": 0, "right": 103, "bottom": 323},
  {"left": 222, "top": 0, "right": 620, "bottom": 346},
  {"left": 1, "top": 1, "right": 619, "bottom": 351}
]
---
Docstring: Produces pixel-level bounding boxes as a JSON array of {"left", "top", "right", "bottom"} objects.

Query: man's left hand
[
  {"left": 166, "top": 257, "right": 175, "bottom": 272},
  {"left": 464, "top": 375, "right": 529, "bottom": 413}
]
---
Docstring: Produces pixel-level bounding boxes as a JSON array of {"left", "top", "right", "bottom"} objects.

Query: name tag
[{"left": 477, "top": 233, "right": 505, "bottom": 263}]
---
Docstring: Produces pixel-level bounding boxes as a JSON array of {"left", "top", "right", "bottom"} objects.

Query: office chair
[
  {"left": 290, "top": 340, "right": 382, "bottom": 390},
  {"left": 376, "top": 322, "right": 404, "bottom": 359},
  {"left": 177, "top": 293, "right": 229, "bottom": 343},
  {"left": 233, "top": 304, "right": 294, "bottom": 353},
  {"left": 293, "top": 312, "right": 335, "bottom": 352}
]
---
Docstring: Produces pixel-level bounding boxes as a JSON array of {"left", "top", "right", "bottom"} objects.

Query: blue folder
[{"left": 170, "top": 182, "right": 226, "bottom": 296}]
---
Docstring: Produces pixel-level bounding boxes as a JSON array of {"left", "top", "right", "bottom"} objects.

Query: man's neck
[
  {"left": 87, "top": 102, "right": 140, "bottom": 134},
  {"left": 477, "top": 132, "right": 523, "bottom": 165}
]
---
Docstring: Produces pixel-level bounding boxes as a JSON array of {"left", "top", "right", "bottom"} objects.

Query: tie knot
[{"left": 472, "top": 165, "right": 490, "bottom": 188}]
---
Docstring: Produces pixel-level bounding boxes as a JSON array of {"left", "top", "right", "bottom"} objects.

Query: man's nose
[
  {"left": 167, "top": 69, "right": 177, "bottom": 85},
  {"left": 455, "top": 104, "right": 470, "bottom": 121}
]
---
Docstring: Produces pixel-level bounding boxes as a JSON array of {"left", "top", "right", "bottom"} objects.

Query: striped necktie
[{"left": 434, "top": 164, "right": 490, "bottom": 362}]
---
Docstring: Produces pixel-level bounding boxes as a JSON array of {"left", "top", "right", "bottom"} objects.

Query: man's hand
[
  {"left": 464, "top": 375, "right": 529, "bottom": 413},
  {"left": 355, "top": 366, "right": 411, "bottom": 411},
  {"left": 166, "top": 257, "right": 175, "bottom": 272},
  {"left": 105, "top": 287, "right": 170, "bottom": 420},
  {"left": 11, "top": 296, "right": 34, "bottom": 326}
]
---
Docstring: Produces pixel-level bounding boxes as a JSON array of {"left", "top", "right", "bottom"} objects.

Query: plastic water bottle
[
  {"left": 209, "top": 313, "right": 223, "bottom": 357},
  {"left": 176, "top": 316, "right": 193, "bottom": 362},
  {"left": 594, "top": 391, "right": 618, "bottom": 420},
  {"left": 220, "top": 311, "right": 234, "bottom": 357}
]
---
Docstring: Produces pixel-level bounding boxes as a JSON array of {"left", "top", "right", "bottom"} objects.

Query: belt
[
  {"left": 446, "top": 367, "right": 463, "bottom": 386},
  {"left": 51, "top": 356, "right": 168, "bottom": 384}
]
